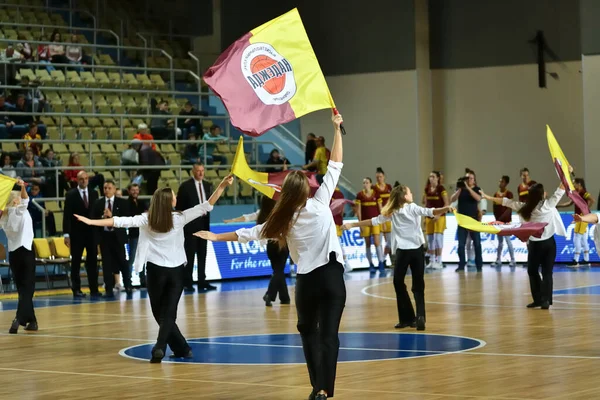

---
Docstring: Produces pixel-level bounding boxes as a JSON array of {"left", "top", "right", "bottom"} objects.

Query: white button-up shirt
[
  {"left": 112, "top": 201, "right": 213, "bottom": 272},
  {"left": 502, "top": 187, "right": 566, "bottom": 241},
  {"left": 236, "top": 161, "right": 344, "bottom": 274},
  {"left": 104, "top": 196, "right": 115, "bottom": 231},
  {"left": 371, "top": 202, "right": 434, "bottom": 251},
  {"left": 78, "top": 186, "right": 88, "bottom": 202},
  {"left": 0, "top": 198, "right": 34, "bottom": 252}
]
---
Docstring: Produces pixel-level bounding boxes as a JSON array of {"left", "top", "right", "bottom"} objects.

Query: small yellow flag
[{"left": 0, "top": 175, "right": 17, "bottom": 209}]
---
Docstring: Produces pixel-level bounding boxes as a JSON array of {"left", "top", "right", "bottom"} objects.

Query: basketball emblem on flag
[{"left": 241, "top": 43, "right": 297, "bottom": 105}]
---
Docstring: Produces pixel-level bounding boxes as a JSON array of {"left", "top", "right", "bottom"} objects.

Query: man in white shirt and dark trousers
[
  {"left": 63, "top": 171, "right": 100, "bottom": 298},
  {"left": 92, "top": 180, "right": 131, "bottom": 297},
  {"left": 176, "top": 163, "right": 215, "bottom": 292},
  {"left": 4, "top": 179, "right": 38, "bottom": 334}
]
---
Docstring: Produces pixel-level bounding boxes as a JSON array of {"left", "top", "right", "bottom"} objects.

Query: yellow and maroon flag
[
  {"left": 546, "top": 125, "right": 589, "bottom": 214},
  {"left": 231, "top": 137, "right": 319, "bottom": 199},
  {"left": 203, "top": 8, "right": 334, "bottom": 136},
  {"left": 455, "top": 212, "right": 547, "bottom": 242},
  {"left": 0, "top": 175, "right": 17, "bottom": 209}
]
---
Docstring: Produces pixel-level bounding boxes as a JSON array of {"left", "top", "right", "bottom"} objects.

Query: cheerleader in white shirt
[
  {"left": 75, "top": 175, "right": 233, "bottom": 363},
  {"left": 3, "top": 179, "right": 38, "bottom": 334},
  {"left": 343, "top": 184, "right": 452, "bottom": 331},
  {"left": 197, "top": 113, "right": 344, "bottom": 400},
  {"left": 482, "top": 182, "right": 566, "bottom": 309}
]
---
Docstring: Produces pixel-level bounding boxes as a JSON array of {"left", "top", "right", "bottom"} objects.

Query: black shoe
[
  {"left": 395, "top": 321, "right": 416, "bottom": 329},
  {"left": 150, "top": 348, "right": 164, "bottom": 363},
  {"left": 203, "top": 283, "right": 217, "bottom": 291},
  {"left": 73, "top": 291, "right": 86, "bottom": 299},
  {"left": 416, "top": 316, "right": 426, "bottom": 331},
  {"left": 541, "top": 301, "right": 550, "bottom": 310},
  {"left": 263, "top": 293, "right": 272, "bottom": 307},
  {"left": 280, "top": 300, "right": 291, "bottom": 305},
  {"left": 315, "top": 394, "right": 327, "bottom": 399},
  {"left": 89, "top": 292, "right": 103, "bottom": 299},
  {"left": 125, "top": 288, "right": 133, "bottom": 296},
  {"left": 526, "top": 302, "right": 541, "bottom": 308},
  {"left": 476, "top": 267, "right": 482, "bottom": 272},
  {"left": 169, "top": 349, "right": 193, "bottom": 359},
  {"left": 24, "top": 321, "right": 38, "bottom": 331},
  {"left": 9, "top": 318, "right": 19, "bottom": 334},
  {"left": 184, "top": 286, "right": 196, "bottom": 293},
  {"left": 103, "top": 292, "right": 116, "bottom": 299},
  {"left": 455, "top": 267, "right": 465, "bottom": 272}
]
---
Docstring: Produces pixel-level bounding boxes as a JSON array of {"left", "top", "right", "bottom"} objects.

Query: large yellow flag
[
  {"left": 0, "top": 175, "right": 17, "bottom": 209},
  {"left": 455, "top": 212, "right": 547, "bottom": 242},
  {"left": 231, "top": 137, "right": 320, "bottom": 199},
  {"left": 204, "top": 8, "right": 334, "bottom": 136},
  {"left": 547, "top": 125, "right": 589, "bottom": 214}
]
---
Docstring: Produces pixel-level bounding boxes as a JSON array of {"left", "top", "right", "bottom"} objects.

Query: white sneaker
[
  {"left": 431, "top": 261, "right": 443, "bottom": 270},
  {"left": 467, "top": 259, "right": 476, "bottom": 267},
  {"left": 493, "top": 260, "right": 502, "bottom": 267},
  {"left": 509, "top": 261, "right": 516, "bottom": 268},
  {"left": 426, "top": 261, "right": 433, "bottom": 269}
]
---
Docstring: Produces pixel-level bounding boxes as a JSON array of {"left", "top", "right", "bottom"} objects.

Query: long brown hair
[
  {"left": 256, "top": 195, "right": 277, "bottom": 225},
  {"left": 260, "top": 171, "right": 310, "bottom": 248},
  {"left": 518, "top": 183, "right": 544, "bottom": 221},
  {"left": 147, "top": 188, "right": 176, "bottom": 233},
  {"left": 381, "top": 184, "right": 409, "bottom": 217}
]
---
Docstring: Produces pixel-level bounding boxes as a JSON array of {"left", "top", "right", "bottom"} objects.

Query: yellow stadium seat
[
  {"left": 66, "top": 70, "right": 82, "bottom": 86},
  {"left": 94, "top": 127, "right": 108, "bottom": 140},
  {"left": 63, "top": 127, "right": 78, "bottom": 140}
]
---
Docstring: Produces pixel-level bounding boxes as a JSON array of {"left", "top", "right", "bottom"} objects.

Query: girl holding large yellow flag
[
  {"left": 482, "top": 181, "right": 566, "bottom": 310},
  {"left": 196, "top": 113, "right": 344, "bottom": 400}
]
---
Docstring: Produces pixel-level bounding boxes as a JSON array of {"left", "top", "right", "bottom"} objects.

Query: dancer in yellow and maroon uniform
[
  {"left": 374, "top": 167, "right": 393, "bottom": 261},
  {"left": 423, "top": 171, "right": 448, "bottom": 269},
  {"left": 517, "top": 167, "right": 537, "bottom": 202},
  {"left": 559, "top": 178, "right": 595, "bottom": 266},
  {"left": 332, "top": 187, "right": 351, "bottom": 272},
  {"left": 356, "top": 178, "right": 386, "bottom": 276}
]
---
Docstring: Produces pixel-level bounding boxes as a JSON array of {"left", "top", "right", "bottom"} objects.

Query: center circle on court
[{"left": 120, "top": 332, "right": 485, "bottom": 364}]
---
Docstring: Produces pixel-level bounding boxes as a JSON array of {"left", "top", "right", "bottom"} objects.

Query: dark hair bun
[{"left": 376, "top": 167, "right": 384, "bottom": 174}]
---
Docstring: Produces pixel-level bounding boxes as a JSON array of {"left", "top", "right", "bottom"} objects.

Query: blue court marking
[
  {"left": 553, "top": 284, "right": 600, "bottom": 296},
  {"left": 119, "top": 332, "right": 485, "bottom": 365}
]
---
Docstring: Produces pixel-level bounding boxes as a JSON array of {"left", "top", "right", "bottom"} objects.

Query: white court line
[{"left": 361, "top": 282, "right": 600, "bottom": 310}]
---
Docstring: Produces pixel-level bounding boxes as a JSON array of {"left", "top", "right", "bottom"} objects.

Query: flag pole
[{"left": 333, "top": 108, "right": 347, "bottom": 135}]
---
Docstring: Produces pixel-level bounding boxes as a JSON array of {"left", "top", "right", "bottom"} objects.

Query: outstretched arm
[
  {"left": 574, "top": 213, "right": 599, "bottom": 224},
  {"left": 342, "top": 219, "right": 373, "bottom": 230},
  {"left": 195, "top": 231, "right": 239, "bottom": 242},
  {"left": 74, "top": 214, "right": 115, "bottom": 227}
]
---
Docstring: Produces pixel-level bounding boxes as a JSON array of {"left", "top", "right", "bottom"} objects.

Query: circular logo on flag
[{"left": 241, "top": 43, "right": 296, "bottom": 105}]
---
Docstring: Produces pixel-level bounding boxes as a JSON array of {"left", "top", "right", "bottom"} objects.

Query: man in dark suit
[
  {"left": 176, "top": 163, "right": 216, "bottom": 292},
  {"left": 91, "top": 179, "right": 131, "bottom": 297},
  {"left": 126, "top": 183, "right": 148, "bottom": 286},
  {"left": 63, "top": 171, "right": 100, "bottom": 298}
]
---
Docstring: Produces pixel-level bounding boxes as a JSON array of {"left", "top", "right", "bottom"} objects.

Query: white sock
[
  {"left": 376, "top": 245, "right": 385, "bottom": 263},
  {"left": 366, "top": 246, "right": 373, "bottom": 265},
  {"left": 574, "top": 252, "right": 580, "bottom": 263},
  {"left": 584, "top": 252, "right": 590, "bottom": 262}
]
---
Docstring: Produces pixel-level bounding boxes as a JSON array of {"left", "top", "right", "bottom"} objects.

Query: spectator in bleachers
[
  {"left": 65, "top": 34, "right": 84, "bottom": 72},
  {"left": 131, "top": 139, "right": 165, "bottom": 195},
  {"left": 49, "top": 30, "right": 68, "bottom": 64},
  {"left": 183, "top": 131, "right": 200, "bottom": 163},
  {"left": 27, "top": 182, "right": 57, "bottom": 237},
  {"left": 179, "top": 101, "right": 206, "bottom": 139},
  {"left": 265, "top": 149, "right": 288, "bottom": 173},
  {"left": 303, "top": 136, "right": 329, "bottom": 183},
  {"left": 16, "top": 41, "right": 33, "bottom": 62},
  {"left": 65, "top": 152, "right": 83, "bottom": 188},
  {"left": 19, "top": 76, "right": 47, "bottom": 113},
  {"left": 200, "top": 125, "right": 227, "bottom": 165},
  {"left": 11, "top": 95, "right": 47, "bottom": 139},
  {"left": 40, "top": 148, "right": 67, "bottom": 197},
  {"left": 36, "top": 34, "right": 55, "bottom": 72},
  {"left": 0, "top": 44, "right": 22, "bottom": 62},
  {"left": 16, "top": 148, "right": 45, "bottom": 185},
  {"left": 133, "top": 123, "right": 156, "bottom": 150},
  {"left": 0, "top": 94, "right": 17, "bottom": 139},
  {"left": 0, "top": 153, "right": 17, "bottom": 178},
  {"left": 150, "top": 100, "right": 181, "bottom": 140},
  {"left": 21, "top": 122, "right": 43, "bottom": 157},
  {"left": 0, "top": 45, "right": 22, "bottom": 86}
]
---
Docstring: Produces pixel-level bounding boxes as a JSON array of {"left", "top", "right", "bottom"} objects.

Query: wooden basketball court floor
[{"left": 2, "top": 265, "right": 600, "bottom": 400}]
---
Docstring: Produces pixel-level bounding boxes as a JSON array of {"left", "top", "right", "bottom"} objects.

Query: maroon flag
[{"left": 488, "top": 221, "right": 549, "bottom": 242}]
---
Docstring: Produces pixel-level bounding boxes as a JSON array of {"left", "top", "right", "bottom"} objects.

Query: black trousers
[
  {"left": 144, "top": 170, "right": 160, "bottom": 195},
  {"left": 9, "top": 247, "right": 36, "bottom": 324},
  {"left": 266, "top": 241, "right": 290, "bottom": 302},
  {"left": 184, "top": 235, "right": 207, "bottom": 287},
  {"left": 295, "top": 253, "right": 346, "bottom": 397},
  {"left": 100, "top": 231, "right": 131, "bottom": 292},
  {"left": 527, "top": 237, "right": 556, "bottom": 304},
  {"left": 146, "top": 262, "right": 189, "bottom": 354},
  {"left": 70, "top": 234, "right": 99, "bottom": 294},
  {"left": 394, "top": 247, "right": 426, "bottom": 324}
]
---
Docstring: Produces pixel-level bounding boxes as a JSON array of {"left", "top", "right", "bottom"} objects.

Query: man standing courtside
[
  {"left": 176, "top": 163, "right": 216, "bottom": 292},
  {"left": 92, "top": 180, "right": 131, "bottom": 297},
  {"left": 63, "top": 171, "right": 100, "bottom": 298}
]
